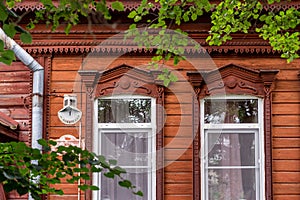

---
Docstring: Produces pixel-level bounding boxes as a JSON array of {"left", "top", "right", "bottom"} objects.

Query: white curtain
[{"left": 101, "top": 132, "right": 149, "bottom": 200}]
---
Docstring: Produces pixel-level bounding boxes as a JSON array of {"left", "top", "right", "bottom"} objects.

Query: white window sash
[
  {"left": 93, "top": 96, "right": 156, "bottom": 200},
  {"left": 200, "top": 95, "right": 265, "bottom": 200}
]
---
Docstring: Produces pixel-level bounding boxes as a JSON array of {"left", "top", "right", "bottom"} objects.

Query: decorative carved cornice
[
  {"left": 19, "top": 37, "right": 277, "bottom": 56},
  {"left": 12, "top": 0, "right": 300, "bottom": 12},
  {"left": 187, "top": 63, "right": 279, "bottom": 98},
  {"left": 79, "top": 64, "right": 163, "bottom": 98}
]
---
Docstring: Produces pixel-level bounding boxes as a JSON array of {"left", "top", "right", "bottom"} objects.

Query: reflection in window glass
[
  {"left": 102, "top": 171, "right": 148, "bottom": 200},
  {"left": 208, "top": 169, "right": 256, "bottom": 200},
  {"left": 101, "top": 132, "right": 149, "bottom": 166},
  {"left": 204, "top": 99, "right": 258, "bottom": 124},
  {"left": 208, "top": 133, "right": 255, "bottom": 167},
  {"left": 98, "top": 99, "right": 151, "bottom": 123}
]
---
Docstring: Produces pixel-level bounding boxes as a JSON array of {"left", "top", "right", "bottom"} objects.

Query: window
[
  {"left": 201, "top": 96, "right": 264, "bottom": 200},
  {"left": 187, "top": 63, "right": 278, "bottom": 200},
  {"left": 93, "top": 96, "right": 156, "bottom": 200}
]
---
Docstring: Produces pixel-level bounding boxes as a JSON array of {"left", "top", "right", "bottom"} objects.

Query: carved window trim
[
  {"left": 187, "top": 64, "right": 279, "bottom": 200},
  {"left": 79, "top": 64, "right": 164, "bottom": 200}
]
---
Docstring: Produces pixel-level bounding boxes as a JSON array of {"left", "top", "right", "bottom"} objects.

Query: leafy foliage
[
  {"left": 0, "top": 0, "right": 300, "bottom": 78},
  {"left": 208, "top": 0, "right": 300, "bottom": 63},
  {"left": 0, "top": 140, "right": 143, "bottom": 200}
]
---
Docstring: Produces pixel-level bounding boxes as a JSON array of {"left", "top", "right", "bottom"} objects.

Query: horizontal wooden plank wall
[
  {"left": 0, "top": 62, "right": 31, "bottom": 200},
  {"left": 48, "top": 55, "right": 300, "bottom": 200},
  {"left": 214, "top": 57, "right": 300, "bottom": 200},
  {"left": 271, "top": 64, "right": 300, "bottom": 200}
]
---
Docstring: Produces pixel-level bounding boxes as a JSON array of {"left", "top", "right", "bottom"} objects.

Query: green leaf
[
  {"left": 163, "top": 79, "right": 171, "bottom": 87},
  {"left": 0, "top": 3, "right": 8, "bottom": 21},
  {"left": 134, "top": 190, "right": 144, "bottom": 196},
  {"left": 3, "top": 23, "right": 17, "bottom": 38},
  {"left": 0, "top": 50, "right": 16, "bottom": 65},
  {"left": 78, "top": 184, "right": 89, "bottom": 190},
  {"left": 0, "top": 40, "right": 4, "bottom": 51},
  {"left": 104, "top": 172, "right": 115, "bottom": 179},
  {"left": 119, "top": 180, "right": 132, "bottom": 188},
  {"left": 89, "top": 185, "right": 99, "bottom": 190},
  {"left": 128, "top": 11, "right": 137, "bottom": 18},
  {"left": 20, "top": 32, "right": 32, "bottom": 44},
  {"left": 111, "top": 1, "right": 124, "bottom": 11},
  {"left": 108, "top": 159, "right": 117, "bottom": 165}
]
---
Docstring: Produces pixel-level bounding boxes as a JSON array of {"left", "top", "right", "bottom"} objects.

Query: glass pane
[
  {"left": 101, "top": 171, "right": 148, "bottom": 200},
  {"left": 207, "top": 169, "right": 256, "bottom": 200},
  {"left": 101, "top": 132, "right": 149, "bottom": 166},
  {"left": 208, "top": 133, "right": 255, "bottom": 167},
  {"left": 98, "top": 99, "right": 151, "bottom": 123},
  {"left": 204, "top": 99, "right": 258, "bottom": 124}
]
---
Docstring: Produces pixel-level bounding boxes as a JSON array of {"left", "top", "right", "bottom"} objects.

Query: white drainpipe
[{"left": 0, "top": 28, "right": 44, "bottom": 200}]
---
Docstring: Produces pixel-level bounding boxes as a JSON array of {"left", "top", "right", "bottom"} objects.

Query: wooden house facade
[{"left": 1, "top": 1, "right": 300, "bottom": 199}]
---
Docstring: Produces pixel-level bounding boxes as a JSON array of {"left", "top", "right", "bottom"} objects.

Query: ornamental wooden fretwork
[{"left": 187, "top": 63, "right": 279, "bottom": 200}]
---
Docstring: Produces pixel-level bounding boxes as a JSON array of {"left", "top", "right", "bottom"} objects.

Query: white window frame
[
  {"left": 200, "top": 95, "right": 265, "bottom": 200},
  {"left": 93, "top": 95, "right": 156, "bottom": 200}
]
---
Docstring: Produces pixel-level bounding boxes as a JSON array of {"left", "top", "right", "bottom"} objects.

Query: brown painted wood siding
[
  {"left": 0, "top": 62, "right": 31, "bottom": 199},
  {"left": 47, "top": 55, "right": 300, "bottom": 200}
]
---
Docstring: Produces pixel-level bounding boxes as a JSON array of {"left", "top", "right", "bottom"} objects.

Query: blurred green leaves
[{"left": 0, "top": 139, "right": 143, "bottom": 200}]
